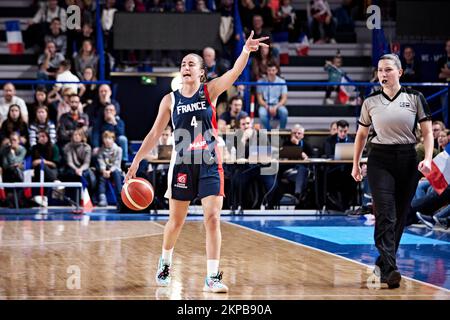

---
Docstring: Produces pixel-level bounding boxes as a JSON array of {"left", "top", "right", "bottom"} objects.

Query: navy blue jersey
[
  {"left": 165, "top": 84, "right": 225, "bottom": 200},
  {"left": 170, "top": 84, "right": 219, "bottom": 163}
]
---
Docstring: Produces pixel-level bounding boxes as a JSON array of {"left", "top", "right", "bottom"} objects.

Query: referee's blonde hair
[{"left": 379, "top": 53, "right": 402, "bottom": 70}]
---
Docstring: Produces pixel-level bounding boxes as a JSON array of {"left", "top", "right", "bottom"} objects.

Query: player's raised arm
[
  {"left": 207, "top": 31, "right": 269, "bottom": 101},
  {"left": 125, "top": 94, "right": 172, "bottom": 181}
]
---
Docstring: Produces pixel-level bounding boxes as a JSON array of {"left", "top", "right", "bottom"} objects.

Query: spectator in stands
[
  {"left": 101, "top": 0, "right": 118, "bottom": 52},
  {"left": 239, "top": 0, "right": 259, "bottom": 32},
  {"left": 250, "top": 14, "right": 272, "bottom": 42},
  {"left": 275, "top": 0, "right": 296, "bottom": 32},
  {"left": 400, "top": 46, "right": 422, "bottom": 83},
  {"left": 53, "top": 87, "right": 76, "bottom": 121},
  {"left": 333, "top": 0, "right": 357, "bottom": 34},
  {"left": 218, "top": 96, "right": 248, "bottom": 132},
  {"left": 92, "top": 104, "right": 128, "bottom": 162},
  {"left": 28, "top": 87, "right": 50, "bottom": 124},
  {"left": 44, "top": 17, "right": 67, "bottom": 56},
  {"left": 412, "top": 184, "right": 450, "bottom": 228},
  {"left": 97, "top": 131, "right": 123, "bottom": 207},
  {"left": 324, "top": 55, "right": 345, "bottom": 105},
  {"left": 172, "top": 0, "right": 186, "bottom": 12},
  {"left": 29, "top": 105, "right": 57, "bottom": 147},
  {"left": 232, "top": 115, "right": 279, "bottom": 209},
  {"left": 203, "top": 47, "right": 230, "bottom": 114},
  {"left": 88, "top": 84, "right": 121, "bottom": 121},
  {"left": 71, "top": 22, "right": 96, "bottom": 58},
  {"left": 256, "top": 62, "right": 289, "bottom": 130},
  {"left": 147, "top": 0, "right": 169, "bottom": 12},
  {"left": 25, "top": 0, "right": 67, "bottom": 51},
  {"left": 29, "top": 0, "right": 67, "bottom": 31},
  {"left": 62, "top": 128, "right": 96, "bottom": 197},
  {"left": 417, "top": 204, "right": 449, "bottom": 230},
  {"left": 1, "top": 132, "right": 26, "bottom": 183},
  {"left": 37, "top": 41, "right": 66, "bottom": 83},
  {"left": 57, "top": 94, "right": 89, "bottom": 147},
  {"left": 122, "top": 0, "right": 146, "bottom": 12},
  {"left": 79, "top": 67, "right": 98, "bottom": 110},
  {"left": 324, "top": 119, "right": 353, "bottom": 157},
  {"left": 282, "top": 124, "right": 312, "bottom": 204},
  {"left": 329, "top": 120, "right": 338, "bottom": 135},
  {"left": 0, "top": 105, "right": 29, "bottom": 148},
  {"left": 258, "top": 0, "right": 275, "bottom": 30},
  {"left": 307, "top": 0, "right": 337, "bottom": 44},
  {"left": 52, "top": 60, "right": 83, "bottom": 96},
  {"left": 437, "top": 39, "right": 450, "bottom": 127},
  {"left": 141, "top": 125, "right": 173, "bottom": 209},
  {"left": 195, "top": 0, "right": 211, "bottom": 12},
  {"left": 0, "top": 83, "right": 29, "bottom": 125},
  {"left": 323, "top": 119, "right": 355, "bottom": 211},
  {"left": 437, "top": 129, "right": 449, "bottom": 152},
  {"left": 74, "top": 40, "right": 99, "bottom": 79},
  {"left": 30, "top": 130, "right": 61, "bottom": 206},
  {"left": 432, "top": 120, "right": 446, "bottom": 150},
  {"left": 251, "top": 45, "right": 278, "bottom": 81}
]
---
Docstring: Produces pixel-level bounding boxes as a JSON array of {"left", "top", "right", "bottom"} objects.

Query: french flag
[
  {"left": 425, "top": 144, "right": 450, "bottom": 195},
  {"left": 6, "top": 20, "right": 24, "bottom": 55}
]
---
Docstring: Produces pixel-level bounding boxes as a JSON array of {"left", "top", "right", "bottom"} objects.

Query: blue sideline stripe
[{"left": 277, "top": 226, "right": 449, "bottom": 245}]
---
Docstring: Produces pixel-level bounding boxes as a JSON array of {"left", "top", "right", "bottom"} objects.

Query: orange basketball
[{"left": 121, "top": 177, "right": 154, "bottom": 211}]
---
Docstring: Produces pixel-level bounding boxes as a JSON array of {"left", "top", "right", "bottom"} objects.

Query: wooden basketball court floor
[{"left": 0, "top": 210, "right": 449, "bottom": 300}]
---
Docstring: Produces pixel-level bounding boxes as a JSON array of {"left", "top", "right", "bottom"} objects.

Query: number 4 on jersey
[{"left": 191, "top": 116, "right": 198, "bottom": 128}]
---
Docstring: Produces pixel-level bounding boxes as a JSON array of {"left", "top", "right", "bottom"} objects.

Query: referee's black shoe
[{"left": 381, "top": 270, "right": 402, "bottom": 289}]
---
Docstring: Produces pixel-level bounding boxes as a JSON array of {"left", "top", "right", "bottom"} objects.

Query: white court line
[
  {"left": 226, "top": 221, "right": 450, "bottom": 294},
  {"left": 0, "top": 221, "right": 165, "bottom": 247}
]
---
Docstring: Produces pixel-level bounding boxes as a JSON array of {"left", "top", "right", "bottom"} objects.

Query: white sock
[
  {"left": 162, "top": 248, "right": 173, "bottom": 265},
  {"left": 207, "top": 259, "right": 220, "bottom": 277}
]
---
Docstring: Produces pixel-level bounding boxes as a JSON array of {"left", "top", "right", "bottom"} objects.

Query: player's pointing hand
[{"left": 244, "top": 30, "right": 270, "bottom": 53}]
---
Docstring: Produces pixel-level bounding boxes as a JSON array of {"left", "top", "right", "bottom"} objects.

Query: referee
[{"left": 352, "top": 54, "right": 433, "bottom": 289}]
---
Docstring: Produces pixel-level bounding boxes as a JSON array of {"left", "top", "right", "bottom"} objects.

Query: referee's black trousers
[{"left": 367, "top": 144, "right": 419, "bottom": 276}]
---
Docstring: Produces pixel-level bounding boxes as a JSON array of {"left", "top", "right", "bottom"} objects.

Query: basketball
[{"left": 121, "top": 177, "right": 154, "bottom": 211}]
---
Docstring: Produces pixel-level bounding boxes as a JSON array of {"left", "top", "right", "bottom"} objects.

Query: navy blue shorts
[{"left": 165, "top": 162, "right": 224, "bottom": 201}]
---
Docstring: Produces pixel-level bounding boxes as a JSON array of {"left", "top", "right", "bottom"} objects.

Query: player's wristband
[{"left": 243, "top": 47, "right": 250, "bottom": 55}]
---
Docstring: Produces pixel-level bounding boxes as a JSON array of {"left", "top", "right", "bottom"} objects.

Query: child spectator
[
  {"left": 92, "top": 103, "right": 128, "bottom": 162},
  {"left": 324, "top": 55, "right": 345, "bottom": 104},
  {"left": 29, "top": 105, "right": 57, "bottom": 147},
  {"left": 1, "top": 132, "right": 26, "bottom": 182},
  {"left": 275, "top": 0, "right": 296, "bottom": 32},
  {"left": 97, "top": 131, "right": 123, "bottom": 207}
]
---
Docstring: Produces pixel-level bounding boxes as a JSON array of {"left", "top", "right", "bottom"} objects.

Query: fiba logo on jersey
[{"left": 176, "top": 173, "right": 188, "bottom": 188}]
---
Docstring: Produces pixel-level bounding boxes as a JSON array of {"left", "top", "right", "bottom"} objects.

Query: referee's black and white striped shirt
[{"left": 358, "top": 87, "right": 432, "bottom": 145}]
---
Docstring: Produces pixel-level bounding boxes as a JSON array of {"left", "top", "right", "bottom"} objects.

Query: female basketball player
[
  {"left": 125, "top": 31, "right": 269, "bottom": 293},
  {"left": 352, "top": 54, "right": 433, "bottom": 289}
]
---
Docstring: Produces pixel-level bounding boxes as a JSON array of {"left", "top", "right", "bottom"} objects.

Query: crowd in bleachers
[{"left": 0, "top": 81, "right": 128, "bottom": 208}]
